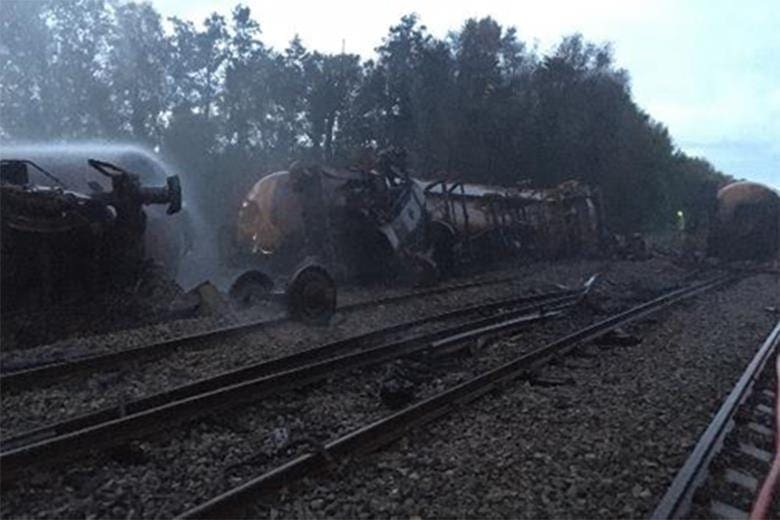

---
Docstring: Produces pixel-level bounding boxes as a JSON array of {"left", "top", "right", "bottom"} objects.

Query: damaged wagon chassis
[{"left": 0, "top": 158, "right": 181, "bottom": 310}]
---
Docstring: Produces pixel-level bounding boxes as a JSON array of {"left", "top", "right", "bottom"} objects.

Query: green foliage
[{"left": 0, "top": 2, "right": 730, "bottom": 232}]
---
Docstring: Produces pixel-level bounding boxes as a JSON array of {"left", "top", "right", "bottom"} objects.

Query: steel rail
[
  {"left": 0, "top": 274, "right": 542, "bottom": 392},
  {"left": 750, "top": 351, "right": 780, "bottom": 520},
  {"left": 1, "top": 288, "right": 580, "bottom": 452},
  {"left": 0, "top": 289, "right": 585, "bottom": 482},
  {"left": 177, "top": 274, "right": 734, "bottom": 519},
  {"left": 337, "top": 274, "right": 527, "bottom": 312},
  {"left": 651, "top": 320, "right": 780, "bottom": 520}
]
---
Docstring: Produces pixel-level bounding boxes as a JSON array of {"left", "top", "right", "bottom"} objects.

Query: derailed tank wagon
[
  {"left": 422, "top": 178, "right": 603, "bottom": 264},
  {"left": 708, "top": 181, "right": 780, "bottom": 261},
  {"left": 0, "top": 155, "right": 183, "bottom": 310},
  {"left": 227, "top": 154, "right": 605, "bottom": 318},
  {"left": 227, "top": 159, "right": 428, "bottom": 319},
  {"left": 0, "top": 144, "right": 605, "bottom": 325},
  {"left": 0, "top": 146, "right": 333, "bottom": 324}
]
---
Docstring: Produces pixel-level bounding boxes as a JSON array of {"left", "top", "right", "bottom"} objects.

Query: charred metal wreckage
[
  {"left": 3, "top": 145, "right": 774, "bottom": 327},
  {"left": 0, "top": 158, "right": 181, "bottom": 310},
  {"left": 0, "top": 146, "right": 648, "bottom": 326},
  {"left": 227, "top": 149, "right": 604, "bottom": 322}
]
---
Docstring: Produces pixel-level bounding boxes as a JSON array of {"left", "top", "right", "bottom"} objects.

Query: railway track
[
  {"left": 652, "top": 321, "right": 780, "bottom": 520},
  {"left": 0, "top": 282, "right": 589, "bottom": 481},
  {"left": 0, "top": 273, "right": 533, "bottom": 392},
  {"left": 163, "top": 273, "right": 734, "bottom": 519}
]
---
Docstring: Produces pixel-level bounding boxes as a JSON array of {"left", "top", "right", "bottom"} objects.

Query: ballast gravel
[
  {"left": 1, "top": 258, "right": 666, "bottom": 436},
  {"left": 0, "top": 257, "right": 762, "bottom": 519},
  {"left": 0, "top": 295, "right": 603, "bottom": 518},
  {"left": 242, "top": 273, "right": 778, "bottom": 519}
]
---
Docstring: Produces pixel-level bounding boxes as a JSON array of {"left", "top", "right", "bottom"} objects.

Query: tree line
[{"left": 0, "top": 1, "right": 729, "bottom": 232}]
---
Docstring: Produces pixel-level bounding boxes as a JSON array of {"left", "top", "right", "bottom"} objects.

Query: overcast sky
[{"left": 153, "top": 0, "right": 779, "bottom": 188}]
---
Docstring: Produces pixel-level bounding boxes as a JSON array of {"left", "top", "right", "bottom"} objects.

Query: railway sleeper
[
  {"left": 665, "top": 322, "right": 779, "bottom": 520},
  {"left": 0, "top": 291, "right": 583, "bottom": 482}
]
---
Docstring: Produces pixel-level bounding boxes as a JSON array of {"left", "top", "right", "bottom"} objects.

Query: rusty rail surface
[
  {"left": 176, "top": 274, "right": 735, "bottom": 519},
  {"left": 0, "top": 286, "right": 587, "bottom": 482},
  {"left": 651, "top": 320, "right": 780, "bottom": 520},
  {"left": 0, "top": 274, "right": 531, "bottom": 392}
]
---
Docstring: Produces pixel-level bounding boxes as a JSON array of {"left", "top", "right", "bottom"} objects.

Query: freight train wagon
[
  {"left": 708, "top": 181, "right": 780, "bottom": 261},
  {"left": 226, "top": 158, "right": 603, "bottom": 319},
  {"left": 0, "top": 146, "right": 185, "bottom": 309}
]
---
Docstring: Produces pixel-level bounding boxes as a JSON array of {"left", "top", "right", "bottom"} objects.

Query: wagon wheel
[
  {"left": 229, "top": 270, "right": 274, "bottom": 308},
  {"left": 287, "top": 265, "right": 336, "bottom": 325}
]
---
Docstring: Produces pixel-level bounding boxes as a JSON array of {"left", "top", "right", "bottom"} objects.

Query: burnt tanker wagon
[
  {"left": 0, "top": 145, "right": 603, "bottom": 323},
  {"left": 0, "top": 146, "right": 338, "bottom": 322},
  {"left": 226, "top": 156, "right": 604, "bottom": 320},
  {"left": 0, "top": 148, "right": 184, "bottom": 310}
]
